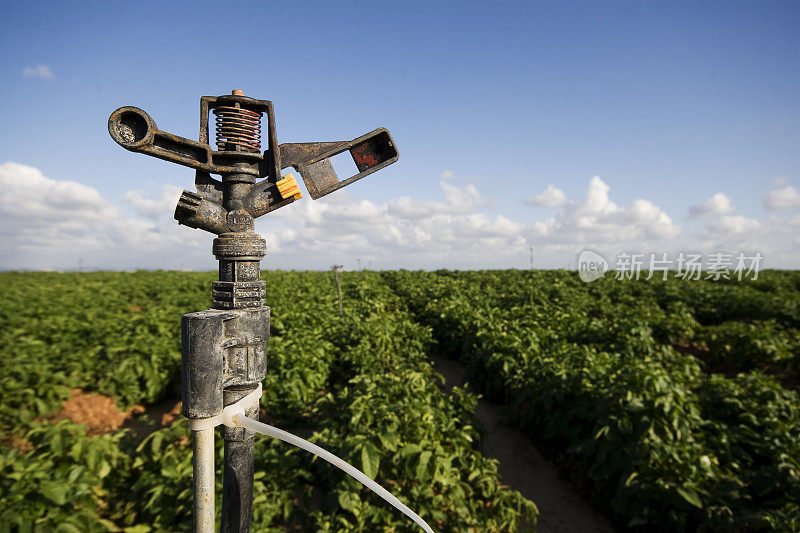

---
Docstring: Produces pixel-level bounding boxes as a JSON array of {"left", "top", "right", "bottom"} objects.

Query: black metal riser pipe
[{"left": 221, "top": 388, "right": 259, "bottom": 533}]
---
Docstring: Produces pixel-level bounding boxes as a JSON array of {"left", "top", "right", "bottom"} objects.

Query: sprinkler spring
[{"left": 213, "top": 104, "right": 262, "bottom": 152}]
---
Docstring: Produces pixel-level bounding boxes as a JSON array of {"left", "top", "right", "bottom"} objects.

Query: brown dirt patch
[
  {"left": 49, "top": 389, "right": 184, "bottom": 441},
  {"left": 1, "top": 391, "right": 183, "bottom": 452},
  {"left": 50, "top": 389, "right": 145, "bottom": 436},
  {"left": 160, "top": 401, "right": 182, "bottom": 426},
  {"left": 6, "top": 437, "right": 33, "bottom": 454},
  {"left": 121, "top": 397, "right": 183, "bottom": 444}
]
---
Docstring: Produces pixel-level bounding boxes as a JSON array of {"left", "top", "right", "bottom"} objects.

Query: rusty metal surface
[
  {"left": 279, "top": 141, "right": 349, "bottom": 168},
  {"left": 288, "top": 128, "right": 399, "bottom": 199},
  {"left": 109, "top": 103, "right": 398, "bottom": 208},
  {"left": 241, "top": 179, "right": 294, "bottom": 219},
  {"left": 297, "top": 158, "right": 340, "bottom": 199}
]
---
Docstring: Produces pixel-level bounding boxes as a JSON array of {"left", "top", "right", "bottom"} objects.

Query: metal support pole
[{"left": 193, "top": 428, "right": 216, "bottom": 533}]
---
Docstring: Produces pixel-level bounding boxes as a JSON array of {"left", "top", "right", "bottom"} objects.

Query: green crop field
[{"left": 1, "top": 270, "right": 799, "bottom": 532}]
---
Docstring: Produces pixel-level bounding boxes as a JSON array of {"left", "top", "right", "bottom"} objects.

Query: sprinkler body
[{"left": 108, "top": 91, "right": 397, "bottom": 532}]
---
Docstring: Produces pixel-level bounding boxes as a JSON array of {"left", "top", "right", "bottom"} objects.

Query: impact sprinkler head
[
  {"left": 108, "top": 91, "right": 398, "bottom": 235},
  {"left": 107, "top": 89, "right": 402, "bottom": 533}
]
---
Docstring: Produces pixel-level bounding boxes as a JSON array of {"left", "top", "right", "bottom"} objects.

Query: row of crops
[
  {"left": 0, "top": 271, "right": 535, "bottom": 532},
  {"left": 385, "top": 270, "right": 800, "bottom": 531},
  {"left": 1, "top": 270, "right": 799, "bottom": 531}
]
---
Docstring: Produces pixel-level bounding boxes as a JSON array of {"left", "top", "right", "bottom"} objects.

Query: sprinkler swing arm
[
  {"left": 109, "top": 97, "right": 398, "bottom": 232},
  {"left": 108, "top": 91, "right": 398, "bottom": 533}
]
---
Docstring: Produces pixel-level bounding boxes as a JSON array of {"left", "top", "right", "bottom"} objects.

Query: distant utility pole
[
  {"left": 529, "top": 246, "right": 534, "bottom": 270},
  {"left": 357, "top": 257, "right": 362, "bottom": 270},
  {"left": 331, "top": 265, "right": 343, "bottom": 317}
]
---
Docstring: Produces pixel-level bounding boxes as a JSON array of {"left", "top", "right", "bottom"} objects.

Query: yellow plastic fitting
[{"left": 276, "top": 174, "right": 302, "bottom": 201}]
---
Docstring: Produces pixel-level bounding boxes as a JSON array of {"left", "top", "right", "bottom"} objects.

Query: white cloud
[
  {"left": 689, "top": 193, "right": 733, "bottom": 217},
  {"left": 712, "top": 215, "right": 761, "bottom": 235},
  {"left": 0, "top": 162, "right": 207, "bottom": 270},
  {"left": 22, "top": 64, "right": 54, "bottom": 79},
  {"left": 765, "top": 185, "right": 800, "bottom": 210},
  {"left": 261, "top": 177, "right": 522, "bottom": 269},
  {"left": 684, "top": 215, "right": 772, "bottom": 266},
  {"left": 528, "top": 176, "right": 680, "bottom": 244},
  {"left": 0, "top": 163, "right": 527, "bottom": 271},
  {"left": 386, "top": 179, "right": 488, "bottom": 219},
  {"left": 525, "top": 184, "right": 567, "bottom": 207},
  {"left": 2, "top": 162, "right": 799, "bottom": 270},
  {"left": 123, "top": 185, "right": 183, "bottom": 220},
  {"left": 0, "top": 162, "right": 115, "bottom": 221}
]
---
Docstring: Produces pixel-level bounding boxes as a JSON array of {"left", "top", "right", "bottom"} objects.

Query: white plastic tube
[{"left": 225, "top": 408, "right": 434, "bottom": 533}]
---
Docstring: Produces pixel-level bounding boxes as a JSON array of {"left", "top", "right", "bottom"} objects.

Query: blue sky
[{"left": 1, "top": 1, "right": 799, "bottom": 271}]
